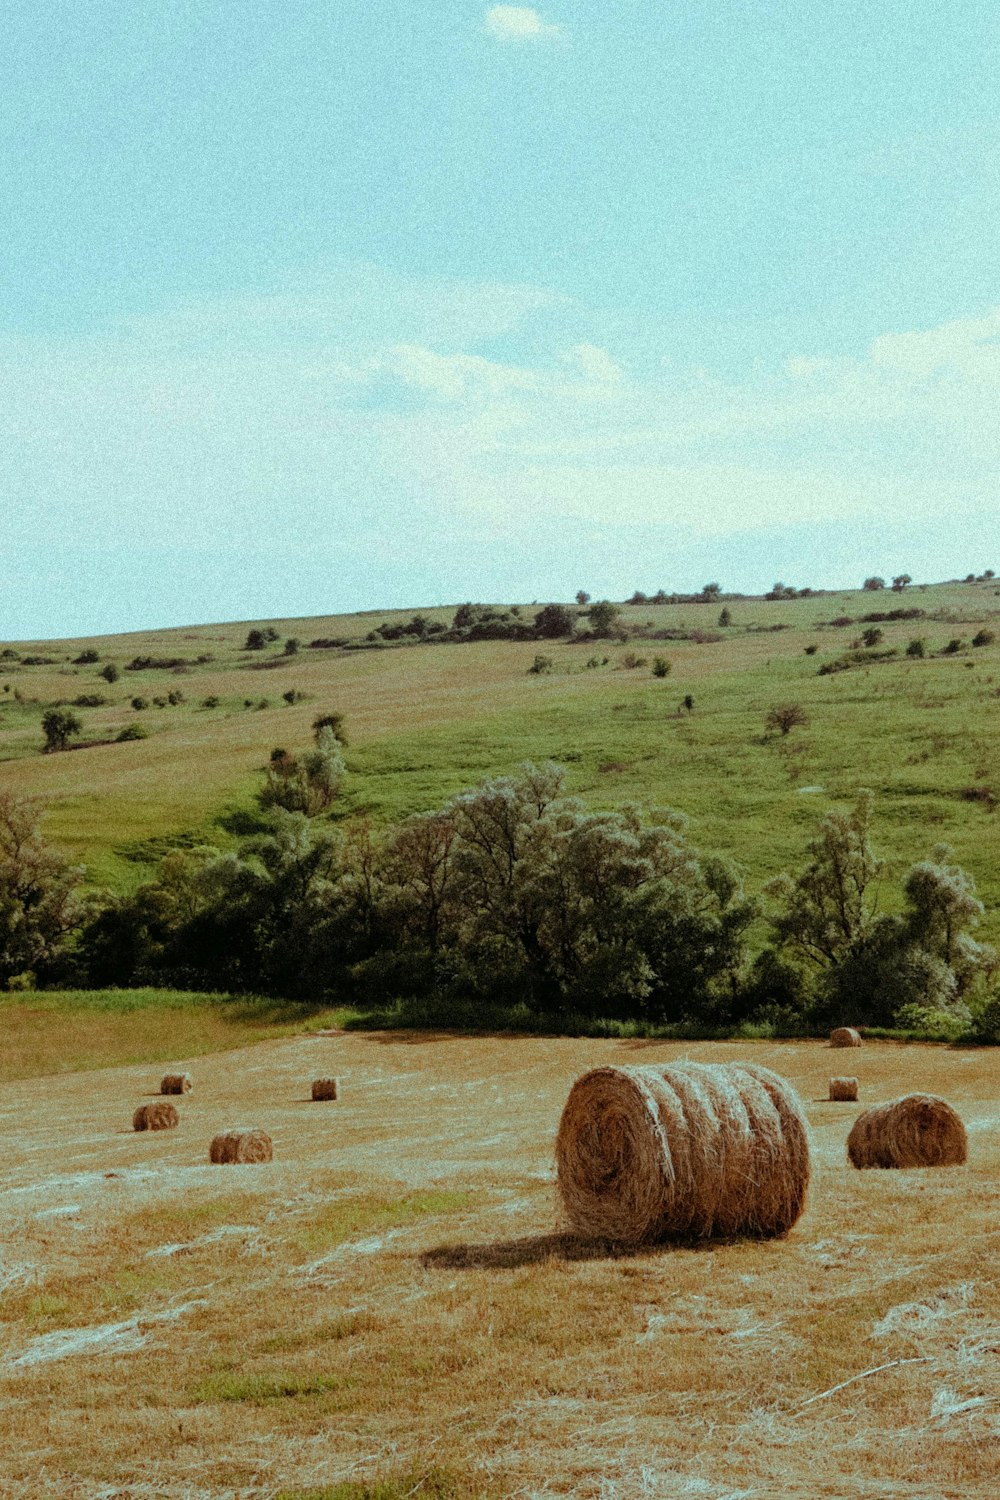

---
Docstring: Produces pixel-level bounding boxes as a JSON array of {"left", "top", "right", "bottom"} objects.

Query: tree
[
  {"left": 863, "top": 577, "right": 885, "bottom": 591},
  {"left": 533, "top": 604, "right": 576, "bottom": 639},
  {"left": 244, "top": 629, "right": 267, "bottom": 651},
  {"left": 765, "top": 704, "right": 808, "bottom": 736},
  {"left": 312, "top": 712, "right": 347, "bottom": 745},
  {"left": 575, "top": 590, "right": 591, "bottom": 606},
  {"left": 100, "top": 663, "right": 119, "bottom": 684},
  {"left": 588, "top": 600, "right": 620, "bottom": 637},
  {"left": 0, "top": 792, "right": 83, "bottom": 985},
  {"left": 906, "top": 638, "right": 926, "bottom": 658},
  {"left": 701, "top": 582, "right": 721, "bottom": 599},
  {"left": 284, "top": 638, "right": 300, "bottom": 656},
  {"left": 718, "top": 608, "right": 732, "bottom": 627},
  {"left": 41, "top": 709, "right": 81, "bottom": 753},
  {"left": 258, "top": 727, "right": 345, "bottom": 816},
  {"left": 891, "top": 574, "right": 912, "bottom": 592},
  {"left": 767, "top": 793, "right": 882, "bottom": 971},
  {"left": 652, "top": 657, "right": 671, "bottom": 678}
]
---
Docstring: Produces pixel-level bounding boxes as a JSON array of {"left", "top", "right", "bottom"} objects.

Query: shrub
[
  {"left": 131, "top": 697, "right": 148, "bottom": 711},
  {"left": 943, "top": 638, "right": 963, "bottom": 654},
  {"left": 765, "top": 703, "right": 808, "bottom": 736},
  {"left": 533, "top": 604, "right": 576, "bottom": 639},
  {"left": 244, "top": 629, "right": 267, "bottom": 651},
  {"left": 906, "top": 638, "right": 926, "bottom": 658},
  {"left": 620, "top": 653, "right": 646, "bottom": 669},
  {"left": 202, "top": 695, "right": 220, "bottom": 709},
  {"left": 861, "top": 627, "right": 884, "bottom": 647},
  {"left": 73, "top": 694, "right": 106, "bottom": 708},
  {"left": 528, "top": 654, "right": 553, "bottom": 675},
  {"left": 652, "top": 657, "right": 671, "bottom": 678},
  {"left": 804, "top": 644, "right": 818, "bottom": 655},
  {"left": 972, "top": 629, "right": 995, "bottom": 647},
  {"left": 282, "top": 689, "right": 305, "bottom": 705},
  {"left": 718, "top": 607, "right": 732, "bottom": 627},
  {"left": 167, "top": 690, "right": 184, "bottom": 705},
  {"left": 73, "top": 649, "right": 99, "bottom": 664},
  {"left": 116, "top": 724, "right": 149, "bottom": 742},
  {"left": 284, "top": 638, "right": 300, "bottom": 656},
  {"left": 312, "top": 712, "right": 347, "bottom": 745},
  {"left": 41, "top": 709, "right": 81, "bottom": 753},
  {"left": 892, "top": 1002, "right": 969, "bottom": 1041},
  {"left": 588, "top": 600, "right": 621, "bottom": 637},
  {"left": 100, "top": 663, "right": 119, "bottom": 684},
  {"left": 863, "top": 576, "right": 885, "bottom": 590}
]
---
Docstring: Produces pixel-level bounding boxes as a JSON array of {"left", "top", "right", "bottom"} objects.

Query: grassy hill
[{"left": 2, "top": 577, "right": 999, "bottom": 937}]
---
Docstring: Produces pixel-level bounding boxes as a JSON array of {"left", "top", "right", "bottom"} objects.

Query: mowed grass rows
[
  {"left": 2, "top": 579, "right": 1000, "bottom": 932},
  {"left": 1, "top": 1026, "right": 999, "bottom": 1497}
]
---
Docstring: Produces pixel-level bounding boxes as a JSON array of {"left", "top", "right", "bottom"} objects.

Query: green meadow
[{"left": 2, "top": 577, "right": 999, "bottom": 937}]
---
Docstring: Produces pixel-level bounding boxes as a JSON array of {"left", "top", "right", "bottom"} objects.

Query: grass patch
[
  {"left": 295, "top": 1191, "right": 476, "bottom": 1255},
  {"left": 275, "top": 1468, "right": 499, "bottom": 1500},
  {"left": 192, "top": 1370, "right": 350, "bottom": 1404}
]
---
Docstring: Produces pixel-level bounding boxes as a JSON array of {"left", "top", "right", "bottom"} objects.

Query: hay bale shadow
[{"left": 420, "top": 1231, "right": 722, "bottom": 1270}]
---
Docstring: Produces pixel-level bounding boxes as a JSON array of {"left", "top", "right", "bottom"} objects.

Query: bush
[
  {"left": 972, "top": 629, "right": 995, "bottom": 647},
  {"left": 100, "top": 663, "right": 119, "bottom": 684},
  {"left": 130, "top": 697, "right": 148, "bottom": 711},
  {"left": 284, "top": 638, "right": 300, "bottom": 656},
  {"left": 863, "top": 576, "right": 885, "bottom": 590},
  {"left": 620, "top": 653, "right": 646, "bottom": 670},
  {"left": 202, "top": 695, "right": 220, "bottom": 709},
  {"left": 116, "top": 724, "right": 149, "bottom": 742},
  {"left": 528, "top": 654, "right": 553, "bottom": 675},
  {"left": 718, "top": 608, "right": 732, "bottom": 627},
  {"left": 765, "top": 703, "right": 808, "bottom": 736},
  {"left": 244, "top": 629, "right": 267, "bottom": 651},
  {"left": 652, "top": 657, "right": 671, "bottom": 678},
  {"left": 41, "top": 708, "right": 81, "bottom": 753},
  {"left": 906, "top": 638, "right": 926, "bottom": 658},
  {"left": 892, "top": 1002, "right": 969, "bottom": 1042},
  {"left": 73, "top": 649, "right": 99, "bottom": 665},
  {"left": 73, "top": 695, "right": 106, "bottom": 708},
  {"left": 533, "top": 604, "right": 575, "bottom": 639},
  {"left": 943, "top": 638, "right": 964, "bottom": 654},
  {"left": 804, "top": 644, "right": 818, "bottom": 655},
  {"left": 861, "top": 627, "right": 884, "bottom": 647},
  {"left": 588, "top": 600, "right": 621, "bottom": 637}
]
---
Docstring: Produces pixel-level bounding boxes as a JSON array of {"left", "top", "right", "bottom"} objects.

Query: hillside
[{"left": 2, "top": 577, "right": 999, "bottom": 938}]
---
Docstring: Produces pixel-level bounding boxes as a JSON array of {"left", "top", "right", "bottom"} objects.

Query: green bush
[{"left": 116, "top": 724, "right": 149, "bottom": 742}]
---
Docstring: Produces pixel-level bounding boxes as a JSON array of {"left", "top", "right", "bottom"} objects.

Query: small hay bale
[
  {"left": 160, "top": 1072, "right": 192, "bottom": 1095},
  {"left": 847, "top": 1094, "right": 967, "bottom": 1169},
  {"left": 829, "top": 1077, "right": 859, "bottom": 1102},
  {"left": 133, "top": 1101, "right": 179, "bottom": 1132},
  {"left": 555, "top": 1060, "right": 811, "bottom": 1244},
  {"left": 209, "top": 1128, "right": 273, "bottom": 1164},
  {"left": 830, "top": 1026, "right": 862, "bottom": 1048},
  {"left": 311, "top": 1077, "right": 338, "bottom": 1101}
]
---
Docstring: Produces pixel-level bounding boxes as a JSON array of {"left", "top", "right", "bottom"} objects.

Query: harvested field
[{"left": 1, "top": 1033, "right": 999, "bottom": 1498}]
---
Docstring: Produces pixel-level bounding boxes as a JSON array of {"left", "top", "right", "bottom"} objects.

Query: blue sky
[{"left": 2, "top": 1, "right": 998, "bottom": 636}]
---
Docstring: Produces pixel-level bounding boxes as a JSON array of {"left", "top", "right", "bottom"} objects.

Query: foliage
[
  {"left": 652, "top": 657, "right": 671, "bottom": 678},
  {"left": 765, "top": 703, "right": 808, "bottom": 736},
  {"left": 528, "top": 655, "right": 553, "bottom": 675},
  {"left": 0, "top": 792, "right": 84, "bottom": 987},
  {"left": 863, "top": 576, "right": 886, "bottom": 590},
  {"left": 245, "top": 629, "right": 268, "bottom": 651},
  {"left": 116, "top": 724, "right": 149, "bottom": 742},
  {"left": 100, "top": 663, "right": 119, "bottom": 683},
  {"left": 587, "top": 600, "right": 620, "bottom": 637},
  {"left": 41, "top": 708, "right": 81, "bottom": 753},
  {"left": 533, "top": 604, "right": 575, "bottom": 639},
  {"left": 258, "top": 728, "right": 346, "bottom": 816}
]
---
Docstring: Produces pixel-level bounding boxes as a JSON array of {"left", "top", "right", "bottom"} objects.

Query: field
[
  {"left": 1, "top": 999, "right": 998, "bottom": 1498},
  {"left": 2, "top": 580, "right": 1000, "bottom": 942}
]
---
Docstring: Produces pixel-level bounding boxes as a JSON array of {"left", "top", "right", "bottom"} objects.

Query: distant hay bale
[
  {"left": 209, "top": 1128, "right": 273, "bottom": 1164},
  {"left": 829, "top": 1077, "right": 859, "bottom": 1101},
  {"left": 847, "top": 1094, "right": 967, "bottom": 1169},
  {"left": 555, "top": 1060, "right": 811, "bottom": 1244},
  {"left": 133, "top": 1101, "right": 179, "bottom": 1132},
  {"left": 830, "top": 1027, "right": 862, "bottom": 1048},
  {"left": 311, "top": 1077, "right": 338, "bottom": 1101},
  {"left": 160, "top": 1073, "right": 192, "bottom": 1095}
]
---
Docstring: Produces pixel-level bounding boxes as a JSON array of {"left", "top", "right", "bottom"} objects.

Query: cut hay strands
[
  {"left": 829, "top": 1077, "right": 859, "bottom": 1101},
  {"left": 830, "top": 1027, "right": 862, "bottom": 1048},
  {"left": 847, "top": 1094, "right": 967, "bottom": 1169},
  {"left": 555, "top": 1060, "right": 811, "bottom": 1245},
  {"left": 209, "top": 1129, "right": 273, "bottom": 1164},
  {"left": 790, "top": 1356, "right": 931, "bottom": 1415},
  {"left": 311, "top": 1078, "right": 339, "bottom": 1101},
  {"left": 160, "top": 1073, "right": 192, "bottom": 1094},
  {"left": 133, "top": 1101, "right": 179, "bottom": 1132}
]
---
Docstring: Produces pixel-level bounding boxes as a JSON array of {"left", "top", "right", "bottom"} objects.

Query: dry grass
[
  {"left": 847, "top": 1093, "right": 969, "bottom": 1169},
  {"left": 1, "top": 1033, "right": 999, "bottom": 1497},
  {"left": 555, "top": 1061, "right": 810, "bottom": 1242}
]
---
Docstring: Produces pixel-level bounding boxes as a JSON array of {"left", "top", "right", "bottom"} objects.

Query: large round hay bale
[
  {"left": 209, "top": 1128, "right": 273, "bottom": 1164},
  {"left": 311, "top": 1077, "right": 338, "bottom": 1101},
  {"left": 160, "top": 1073, "right": 192, "bottom": 1094},
  {"left": 830, "top": 1027, "right": 862, "bottom": 1048},
  {"left": 133, "top": 1101, "right": 179, "bottom": 1132},
  {"left": 555, "top": 1060, "right": 811, "bottom": 1244},
  {"left": 847, "top": 1094, "right": 967, "bottom": 1169},
  {"left": 829, "top": 1077, "right": 859, "bottom": 1101}
]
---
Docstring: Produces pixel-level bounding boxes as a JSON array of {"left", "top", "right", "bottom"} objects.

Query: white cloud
[
  {"left": 484, "top": 6, "right": 564, "bottom": 42},
  {"left": 561, "top": 343, "right": 624, "bottom": 383}
]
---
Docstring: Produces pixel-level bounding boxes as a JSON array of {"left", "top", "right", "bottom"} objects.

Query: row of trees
[{"left": 2, "top": 764, "right": 997, "bottom": 1037}]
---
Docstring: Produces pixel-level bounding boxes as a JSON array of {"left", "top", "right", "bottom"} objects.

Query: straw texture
[
  {"left": 830, "top": 1027, "right": 862, "bottom": 1048},
  {"left": 555, "top": 1060, "right": 811, "bottom": 1243},
  {"left": 209, "top": 1128, "right": 273, "bottom": 1164},
  {"left": 160, "top": 1073, "right": 192, "bottom": 1094},
  {"left": 133, "top": 1101, "right": 179, "bottom": 1132},
  {"left": 829, "top": 1077, "right": 859, "bottom": 1101},
  {"left": 847, "top": 1094, "right": 967, "bottom": 1168}
]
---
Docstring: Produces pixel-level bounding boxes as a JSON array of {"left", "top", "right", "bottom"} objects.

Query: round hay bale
[
  {"left": 830, "top": 1027, "right": 862, "bottom": 1048},
  {"left": 133, "top": 1101, "right": 179, "bottom": 1132},
  {"left": 829, "top": 1077, "right": 859, "bottom": 1102},
  {"left": 209, "top": 1128, "right": 273, "bottom": 1164},
  {"left": 160, "top": 1072, "right": 192, "bottom": 1095},
  {"left": 847, "top": 1094, "right": 967, "bottom": 1169},
  {"left": 555, "top": 1060, "right": 811, "bottom": 1244},
  {"left": 311, "top": 1077, "right": 338, "bottom": 1101}
]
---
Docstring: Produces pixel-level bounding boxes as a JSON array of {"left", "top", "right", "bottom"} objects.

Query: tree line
[{"left": 2, "top": 755, "right": 997, "bottom": 1039}]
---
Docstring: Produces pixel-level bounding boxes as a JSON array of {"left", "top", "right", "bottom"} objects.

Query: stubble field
[{"left": 1, "top": 1029, "right": 999, "bottom": 1500}]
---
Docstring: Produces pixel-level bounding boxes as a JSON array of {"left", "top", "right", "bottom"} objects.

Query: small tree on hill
[
  {"left": 575, "top": 590, "right": 591, "bottom": 606},
  {"left": 258, "top": 727, "right": 345, "bottom": 816},
  {"left": 863, "top": 576, "right": 885, "bottom": 591},
  {"left": 244, "top": 629, "right": 267, "bottom": 651},
  {"left": 718, "top": 607, "right": 732, "bottom": 627},
  {"left": 588, "top": 600, "right": 620, "bottom": 637},
  {"left": 100, "top": 663, "right": 119, "bottom": 684},
  {"left": 0, "top": 791, "right": 83, "bottom": 985},
  {"left": 312, "top": 712, "right": 347, "bottom": 745},
  {"left": 892, "top": 574, "right": 912, "bottom": 592},
  {"left": 765, "top": 703, "right": 808, "bottom": 736},
  {"left": 41, "top": 709, "right": 81, "bottom": 753},
  {"left": 534, "top": 604, "right": 576, "bottom": 639}
]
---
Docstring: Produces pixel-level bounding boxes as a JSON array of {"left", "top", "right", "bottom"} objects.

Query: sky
[{"left": 2, "top": 1, "right": 998, "bottom": 637}]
